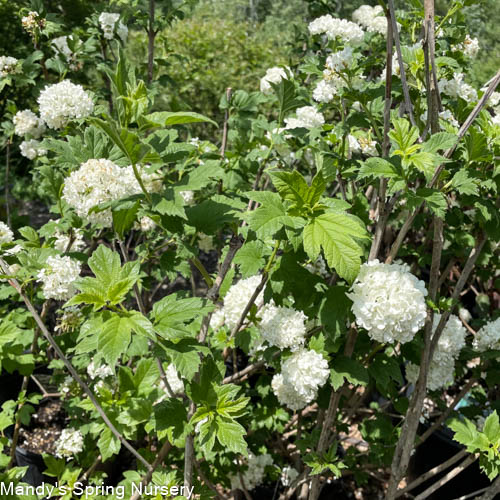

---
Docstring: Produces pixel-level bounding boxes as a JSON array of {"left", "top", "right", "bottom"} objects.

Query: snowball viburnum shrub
[
  {"left": 473, "top": 318, "right": 500, "bottom": 352},
  {"left": 284, "top": 106, "right": 325, "bottom": 130},
  {"left": 260, "top": 66, "right": 290, "bottom": 94},
  {"left": 348, "top": 260, "right": 428, "bottom": 344},
  {"left": 13, "top": 110, "right": 45, "bottom": 138}
]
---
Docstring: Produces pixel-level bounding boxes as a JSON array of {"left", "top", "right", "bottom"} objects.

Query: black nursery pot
[
  {"left": 409, "top": 423, "right": 491, "bottom": 499},
  {"left": 14, "top": 445, "right": 53, "bottom": 487}
]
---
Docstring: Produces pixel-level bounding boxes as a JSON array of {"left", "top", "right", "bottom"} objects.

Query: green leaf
[
  {"left": 389, "top": 118, "right": 419, "bottom": 152},
  {"left": 271, "top": 77, "right": 303, "bottom": 125},
  {"left": 358, "top": 157, "right": 400, "bottom": 180},
  {"left": 113, "top": 201, "right": 140, "bottom": 238},
  {"left": 421, "top": 132, "right": 457, "bottom": 153},
  {"left": 245, "top": 191, "right": 302, "bottom": 238},
  {"left": 153, "top": 295, "right": 213, "bottom": 326},
  {"left": 331, "top": 356, "right": 369, "bottom": 389},
  {"left": 452, "top": 170, "right": 479, "bottom": 196},
  {"left": 406, "top": 188, "right": 447, "bottom": 218},
  {"left": 145, "top": 111, "right": 218, "bottom": 128},
  {"left": 409, "top": 151, "right": 439, "bottom": 179},
  {"left": 163, "top": 339, "right": 210, "bottom": 381},
  {"left": 97, "top": 427, "right": 121, "bottom": 461},
  {"left": 233, "top": 241, "right": 265, "bottom": 277},
  {"left": 448, "top": 417, "right": 479, "bottom": 450},
  {"left": 215, "top": 417, "right": 248, "bottom": 455},
  {"left": 98, "top": 314, "right": 132, "bottom": 367},
  {"left": 483, "top": 411, "right": 500, "bottom": 443},
  {"left": 303, "top": 212, "right": 367, "bottom": 283}
]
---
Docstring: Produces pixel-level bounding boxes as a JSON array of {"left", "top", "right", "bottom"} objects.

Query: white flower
[
  {"left": 19, "top": 139, "right": 46, "bottom": 160},
  {"left": 230, "top": 453, "right": 273, "bottom": 491},
  {"left": 62, "top": 159, "right": 161, "bottom": 227},
  {"left": 433, "top": 314, "right": 466, "bottom": 358},
  {"left": 220, "top": 275, "right": 265, "bottom": 331},
  {"left": 209, "top": 308, "right": 225, "bottom": 331},
  {"left": 116, "top": 22, "right": 128, "bottom": 42},
  {"left": 438, "top": 73, "right": 477, "bottom": 102},
  {"left": 21, "top": 11, "right": 43, "bottom": 32},
  {"left": 37, "top": 255, "right": 81, "bottom": 300},
  {"left": 258, "top": 302, "right": 307, "bottom": 350},
  {"left": 198, "top": 233, "right": 214, "bottom": 252},
  {"left": 13, "top": 110, "right": 45, "bottom": 138},
  {"left": 0, "top": 222, "right": 14, "bottom": 244},
  {"left": 352, "top": 5, "right": 387, "bottom": 35},
  {"left": 312, "top": 79, "right": 338, "bottom": 103},
  {"left": 260, "top": 66, "right": 290, "bottom": 94},
  {"left": 0, "top": 56, "right": 19, "bottom": 77},
  {"left": 452, "top": 35, "right": 479, "bottom": 58},
  {"left": 406, "top": 355, "right": 455, "bottom": 391},
  {"left": 439, "top": 109, "right": 460, "bottom": 128},
  {"left": 348, "top": 134, "right": 361, "bottom": 153},
  {"left": 305, "top": 256, "right": 329, "bottom": 278},
  {"left": 473, "top": 317, "right": 500, "bottom": 352},
  {"left": 51, "top": 36, "right": 73, "bottom": 59},
  {"left": 488, "top": 92, "right": 500, "bottom": 108},
  {"left": 87, "top": 361, "right": 114, "bottom": 380},
  {"left": 348, "top": 260, "right": 428, "bottom": 344},
  {"left": 99, "top": 12, "right": 120, "bottom": 40},
  {"left": 273, "top": 348, "right": 329, "bottom": 410},
  {"left": 285, "top": 106, "right": 324, "bottom": 130},
  {"left": 164, "top": 364, "right": 184, "bottom": 394},
  {"left": 326, "top": 47, "right": 354, "bottom": 73},
  {"left": 350, "top": 135, "right": 378, "bottom": 156},
  {"left": 55, "top": 428, "right": 84, "bottom": 460},
  {"left": 281, "top": 466, "right": 299, "bottom": 487},
  {"left": 459, "top": 308, "right": 472, "bottom": 323},
  {"left": 53, "top": 228, "right": 86, "bottom": 252},
  {"left": 308, "top": 15, "right": 364, "bottom": 44},
  {"left": 38, "top": 80, "right": 94, "bottom": 129},
  {"left": 180, "top": 190, "right": 195, "bottom": 205}
]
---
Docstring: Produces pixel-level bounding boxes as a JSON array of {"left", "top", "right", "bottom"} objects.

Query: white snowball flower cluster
[
  {"left": 313, "top": 78, "right": 339, "bottom": 103},
  {"left": 0, "top": 56, "right": 19, "bottom": 77},
  {"left": 258, "top": 302, "right": 307, "bottom": 350},
  {"left": 87, "top": 361, "right": 114, "bottom": 380},
  {"left": 231, "top": 453, "right": 273, "bottom": 491},
  {"left": 421, "top": 108, "right": 460, "bottom": 128},
  {"left": 452, "top": 35, "right": 479, "bottom": 58},
  {"left": 37, "top": 255, "right": 81, "bottom": 300},
  {"left": 38, "top": 80, "right": 94, "bottom": 129},
  {"left": 135, "top": 216, "right": 156, "bottom": 232},
  {"left": 406, "top": 314, "right": 467, "bottom": 391},
  {"left": 352, "top": 5, "right": 387, "bottom": 35},
  {"left": 326, "top": 46, "right": 354, "bottom": 73},
  {"left": 308, "top": 15, "right": 364, "bottom": 44},
  {"left": 348, "top": 260, "right": 428, "bottom": 344},
  {"left": 305, "top": 256, "right": 329, "bottom": 278},
  {"left": 260, "top": 66, "right": 290, "bottom": 94},
  {"left": 272, "top": 348, "right": 330, "bottom": 410},
  {"left": 405, "top": 357, "right": 455, "bottom": 392},
  {"left": 13, "top": 110, "right": 45, "bottom": 138},
  {"left": 164, "top": 364, "right": 184, "bottom": 394},
  {"left": 284, "top": 106, "right": 325, "bottom": 130},
  {"left": 348, "top": 135, "right": 377, "bottom": 156},
  {"left": 55, "top": 428, "right": 84, "bottom": 460},
  {"left": 20, "top": 139, "right": 47, "bottom": 160},
  {"left": 62, "top": 159, "right": 161, "bottom": 227},
  {"left": 438, "top": 73, "right": 478, "bottom": 102},
  {"left": 434, "top": 314, "right": 467, "bottom": 358},
  {"left": 21, "top": 11, "right": 43, "bottom": 33},
  {"left": 281, "top": 466, "right": 300, "bottom": 487},
  {"left": 180, "top": 190, "right": 195, "bottom": 205},
  {"left": 53, "top": 228, "right": 86, "bottom": 253},
  {"left": 99, "top": 13, "right": 128, "bottom": 41},
  {"left": 0, "top": 222, "right": 14, "bottom": 244},
  {"left": 473, "top": 317, "right": 500, "bottom": 352},
  {"left": 51, "top": 36, "right": 73, "bottom": 60},
  {"left": 458, "top": 308, "right": 472, "bottom": 323},
  {"left": 212, "top": 275, "right": 265, "bottom": 331}
]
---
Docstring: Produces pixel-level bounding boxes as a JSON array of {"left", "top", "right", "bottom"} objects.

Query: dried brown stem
[{"left": 221, "top": 87, "right": 233, "bottom": 158}]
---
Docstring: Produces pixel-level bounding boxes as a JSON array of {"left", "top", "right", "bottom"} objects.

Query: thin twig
[
  {"left": 221, "top": 87, "right": 232, "bottom": 158},
  {"left": 475, "top": 476, "right": 500, "bottom": 500},
  {"left": 395, "top": 448, "right": 468, "bottom": 497},
  {"left": 147, "top": 0, "right": 156, "bottom": 84},
  {"left": 5, "top": 138, "right": 11, "bottom": 227},
  {"left": 387, "top": 0, "right": 416, "bottom": 125},
  {"left": 130, "top": 439, "right": 172, "bottom": 500},
  {"left": 194, "top": 459, "right": 229, "bottom": 500},
  {"left": 413, "top": 454, "right": 477, "bottom": 500}
]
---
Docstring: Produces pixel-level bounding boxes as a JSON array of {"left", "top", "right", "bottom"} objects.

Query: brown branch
[
  {"left": 475, "top": 476, "right": 500, "bottom": 500},
  {"left": 130, "top": 439, "right": 172, "bottom": 500},
  {"left": 387, "top": 0, "right": 416, "bottom": 126},
  {"left": 0, "top": 258, "right": 153, "bottom": 472},
  {"left": 147, "top": 0, "right": 156, "bottom": 84},
  {"left": 413, "top": 454, "right": 478, "bottom": 500},
  {"left": 417, "top": 377, "right": 477, "bottom": 447},
  {"left": 395, "top": 448, "right": 468, "bottom": 497}
]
